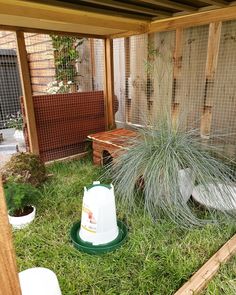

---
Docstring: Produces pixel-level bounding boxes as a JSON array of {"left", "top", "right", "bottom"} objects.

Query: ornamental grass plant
[{"left": 105, "top": 116, "right": 236, "bottom": 227}]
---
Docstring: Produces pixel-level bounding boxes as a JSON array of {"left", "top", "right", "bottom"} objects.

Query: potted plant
[
  {"left": 106, "top": 117, "right": 236, "bottom": 227},
  {"left": 5, "top": 111, "right": 25, "bottom": 146},
  {"left": 4, "top": 181, "right": 40, "bottom": 229}
]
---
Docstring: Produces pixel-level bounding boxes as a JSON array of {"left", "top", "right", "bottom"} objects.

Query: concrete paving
[{"left": 0, "top": 128, "right": 25, "bottom": 168}]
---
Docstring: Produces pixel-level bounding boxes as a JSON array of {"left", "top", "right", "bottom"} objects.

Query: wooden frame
[
  {"left": 0, "top": 178, "right": 22, "bottom": 295},
  {"left": 16, "top": 31, "right": 39, "bottom": 154},
  {"left": 174, "top": 233, "right": 236, "bottom": 294},
  {"left": 104, "top": 38, "right": 115, "bottom": 129}
]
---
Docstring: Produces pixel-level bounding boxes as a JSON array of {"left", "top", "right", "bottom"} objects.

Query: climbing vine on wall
[{"left": 51, "top": 35, "right": 84, "bottom": 83}]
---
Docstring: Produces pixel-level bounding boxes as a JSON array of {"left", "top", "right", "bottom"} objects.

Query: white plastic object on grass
[
  {"left": 19, "top": 267, "right": 62, "bottom": 295},
  {"left": 178, "top": 168, "right": 195, "bottom": 203},
  {"left": 192, "top": 183, "right": 236, "bottom": 210},
  {"left": 79, "top": 181, "right": 119, "bottom": 245}
]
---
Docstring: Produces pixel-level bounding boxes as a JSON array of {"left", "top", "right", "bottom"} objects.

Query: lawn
[{"left": 13, "top": 157, "right": 236, "bottom": 295}]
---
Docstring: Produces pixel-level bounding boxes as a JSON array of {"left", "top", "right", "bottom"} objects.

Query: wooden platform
[{"left": 88, "top": 128, "right": 136, "bottom": 166}]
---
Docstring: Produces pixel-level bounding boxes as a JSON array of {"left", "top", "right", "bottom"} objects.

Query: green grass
[
  {"left": 202, "top": 257, "right": 236, "bottom": 295},
  {"left": 13, "top": 158, "right": 236, "bottom": 295}
]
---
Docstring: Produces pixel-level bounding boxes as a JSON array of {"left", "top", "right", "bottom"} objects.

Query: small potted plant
[
  {"left": 4, "top": 181, "right": 40, "bottom": 229},
  {"left": 5, "top": 111, "right": 25, "bottom": 146}
]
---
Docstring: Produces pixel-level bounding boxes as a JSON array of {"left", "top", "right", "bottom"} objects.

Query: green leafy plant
[
  {"left": 1, "top": 152, "right": 47, "bottom": 187},
  {"left": 51, "top": 35, "right": 84, "bottom": 83},
  {"left": 106, "top": 117, "right": 236, "bottom": 226},
  {"left": 4, "top": 181, "right": 40, "bottom": 215},
  {"left": 5, "top": 111, "right": 23, "bottom": 130}
]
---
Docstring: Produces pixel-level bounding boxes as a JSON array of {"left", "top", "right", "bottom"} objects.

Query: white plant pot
[
  {"left": 8, "top": 206, "right": 36, "bottom": 229},
  {"left": 19, "top": 267, "right": 62, "bottom": 295},
  {"left": 178, "top": 168, "right": 195, "bottom": 202},
  {"left": 14, "top": 129, "right": 25, "bottom": 146}
]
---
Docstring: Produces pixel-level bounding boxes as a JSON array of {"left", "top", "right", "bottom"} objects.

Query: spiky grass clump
[{"left": 106, "top": 119, "right": 236, "bottom": 226}]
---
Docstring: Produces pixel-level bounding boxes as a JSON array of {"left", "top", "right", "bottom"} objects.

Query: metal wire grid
[{"left": 113, "top": 22, "right": 236, "bottom": 159}]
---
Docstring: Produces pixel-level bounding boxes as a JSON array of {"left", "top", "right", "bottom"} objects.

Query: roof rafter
[
  {"left": 136, "top": 0, "right": 197, "bottom": 12},
  {"left": 79, "top": 0, "right": 172, "bottom": 17},
  {"left": 198, "top": 0, "right": 228, "bottom": 6}
]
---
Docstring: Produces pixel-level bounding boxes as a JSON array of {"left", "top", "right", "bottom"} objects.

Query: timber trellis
[{"left": 2, "top": 1, "right": 236, "bottom": 294}]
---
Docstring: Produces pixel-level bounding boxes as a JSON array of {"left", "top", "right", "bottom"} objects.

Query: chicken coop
[{"left": 1, "top": 1, "right": 236, "bottom": 294}]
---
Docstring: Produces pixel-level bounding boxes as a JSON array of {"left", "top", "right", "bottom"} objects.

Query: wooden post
[
  {"left": 0, "top": 177, "right": 22, "bottom": 295},
  {"left": 172, "top": 28, "right": 183, "bottom": 127},
  {"left": 200, "top": 22, "right": 222, "bottom": 138},
  {"left": 124, "top": 37, "right": 131, "bottom": 123},
  {"left": 16, "top": 31, "right": 39, "bottom": 154},
  {"left": 104, "top": 38, "right": 115, "bottom": 130}
]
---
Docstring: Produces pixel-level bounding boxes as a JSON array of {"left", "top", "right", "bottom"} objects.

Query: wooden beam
[
  {"left": 104, "top": 38, "right": 115, "bottom": 129},
  {"left": 0, "top": 0, "right": 148, "bottom": 36},
  {"left": 137, "top": 0, "right": 197, "bottom": 12},
  {"left": 149, "top": 6, "right": 236, "bottom": 33},
  {"left": 0, "top": 24, "right": 106, "bottom": 39},
  {"left": 16, "top": 31, "right": 39, "bottom": 154},
  {"left": 171, "top": 28, "right": 183, "bottom": 126},
  {"left": 199, "top": 0, "right": 228, "bottom": 6},
  {"left": 0, "top": 177, "right": 22, "bottom": 295},
  {"left": 79, "top": 0, "right": 172, "bottom": 17},
  {"left": 200, "top": 22, "right": 222, "bottom": 139},
  {"left": 174, "top": 233, "right": 236, "bottom": 295}
]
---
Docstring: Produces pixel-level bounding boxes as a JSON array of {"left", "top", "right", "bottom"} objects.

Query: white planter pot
[
  {"left": 14, "top": 129, "right": 25, "bottom": 146},
  {"left": 178, "top": 168, "right": 195, "bottom": 202},
  {"left": 8, "top": 206, "right": 36, "bottom": 229}
]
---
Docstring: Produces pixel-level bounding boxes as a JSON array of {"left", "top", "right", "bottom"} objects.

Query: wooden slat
[
  {"left": 0, "top": 0, "right": 149, "bottom": 37},
  {"left": 0, "top": 177, "right": 22, "bottom": 295},
  {"left": 149, "top": 6, "right": 236, "bottom": 33},
  {"left": 172, "top": 28, "right": 183, "bottom": 126},
  {"left": 137, "top": 0, "right": 197, "bottom": 12},
  {"left": 200, "top": 22, "right": 222, "bottom": 139},
  {"left": 79, "top": 0, "right": 172, "bottom": 17},
  {"left": 0, "top": 24, "right": 106, "bottom": 39},
  {"left": 199, "top": 0, "right": 228, "bottom": 6},
  {"left": 205, "top": 22, "right": 222, "bottom": 80},
  {"left": 174, "top": 233, "right": 236, "bottom": 295},
  {"left": 104, "top": 38, "right": 115, "bottom": 129},
  {"left": 16, "top": 31, "right": 39, "bottom": 154}
]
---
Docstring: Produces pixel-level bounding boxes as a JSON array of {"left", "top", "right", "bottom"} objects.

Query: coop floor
[
  {"left": 0, "top": 128, "right": 25, "bottom": 168},
  {"left": 13, "top": 158, "right": 236, "bottom": 295}
]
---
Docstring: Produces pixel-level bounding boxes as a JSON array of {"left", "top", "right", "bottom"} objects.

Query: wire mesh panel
[
  {"left": 23, "top": 33, "right": 105, "bottom": 162},
  {"left": 210, "top": 20, "right": 236, "bottom": 156},
  {"left": 113, "top": 22, "right": 236, "bottom": 160},
  {"left": 175, "top": 25, "right": 209, "bottom": 130},
  {"left": 0, "top": 31, "right": 22, "bottom": 129}
]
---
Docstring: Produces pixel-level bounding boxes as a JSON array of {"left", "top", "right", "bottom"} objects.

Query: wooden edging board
[{"left": 174, "top": 233, "right": 236, "bottom": 295}]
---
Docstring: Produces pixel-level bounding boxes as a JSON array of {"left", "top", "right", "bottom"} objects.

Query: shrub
[
  {"left": 1, "top": 152, "right": 47, "bottom": 187},
  {"left": 106, "top": 118, "right": 236, "bottom": 226},
  {"left": 4, "top": 181, "right": 40, "bottom": 215}
]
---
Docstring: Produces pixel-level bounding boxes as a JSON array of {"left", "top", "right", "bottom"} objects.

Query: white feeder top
[
  {"left": 85, "top": 181, "right": 113, "bottom": 202},
  {"left": 86, "top": 181, "right": 111, "bottom": 191}
]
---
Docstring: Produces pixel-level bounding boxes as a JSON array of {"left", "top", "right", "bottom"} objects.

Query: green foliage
[
  {"left": 4, "top": 181, "right": 40, "bottom": 215},
  {"left": 105, "top": 117, "right": 236, "bottom": 226},
  {"left": 5, "top": 111, "right": 23, "bottom": 130},
  {"left": 1, "top": 152, "right": 47, "bottom": 187},
  {"left": 51, "top": 35, "right": 84, "bottom": 83}
]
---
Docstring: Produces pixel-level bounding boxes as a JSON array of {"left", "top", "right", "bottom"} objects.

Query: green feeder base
[{"left": 70, "top": 220, "right": 128, "bottom": 255}]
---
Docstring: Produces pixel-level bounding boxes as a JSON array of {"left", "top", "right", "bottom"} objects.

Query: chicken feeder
[{"left": 70, "top": 181, "right": 128, "bottom": 254}]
